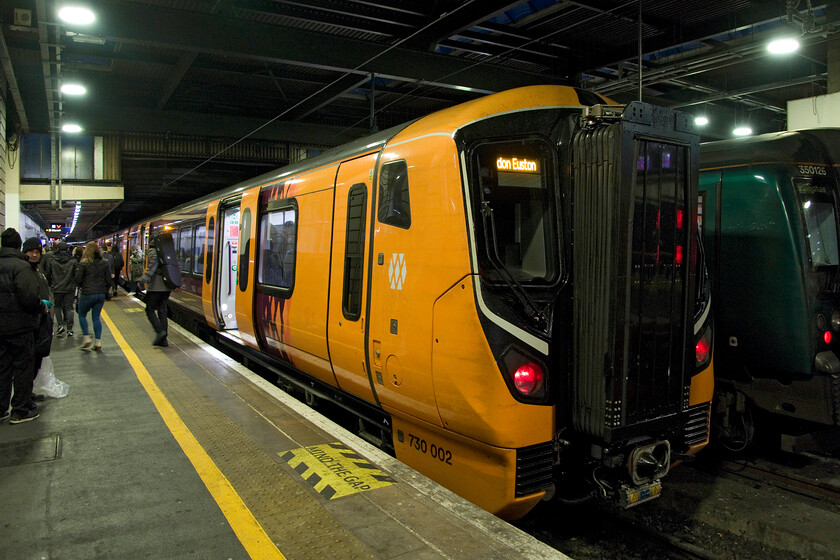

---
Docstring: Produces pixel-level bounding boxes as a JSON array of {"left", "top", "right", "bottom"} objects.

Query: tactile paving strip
[{"left": 107, "top": 302, "right": 376, "bottom": 560}]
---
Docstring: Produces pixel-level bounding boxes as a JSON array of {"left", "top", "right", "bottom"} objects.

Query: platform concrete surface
[{"left": 0, "top": 294, "right": 570, "bottom": 560}]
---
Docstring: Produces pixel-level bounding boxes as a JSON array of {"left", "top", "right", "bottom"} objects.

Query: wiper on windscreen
[{"left": 480, "top": 200, "right": 548, "bottom": 331}]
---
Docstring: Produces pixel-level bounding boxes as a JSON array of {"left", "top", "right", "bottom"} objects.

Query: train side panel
[{"left": 254, "top": 167, "right": 338, "bottom": 388}]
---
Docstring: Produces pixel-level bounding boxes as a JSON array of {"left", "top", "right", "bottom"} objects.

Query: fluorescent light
[
  {"left": 694, "top": 116, "right": 709, "bottom": 126},
  {"left": 58, "top": 6, "right": 95, "bottom": 25},
  {"left": 767, "top": 38, "right": 800, "bottom": 54},
  {"left": 62, "top": 123, "right": 83, "bottom": 133},
  {"left": 69, "top": 202, "right": 81, "bottom": 235},
  {"left": 733, "top": 126, "right": 753, "bottom": 137},
  {"left": 61, "top": 83, "right": 86, "bottom": 95}
]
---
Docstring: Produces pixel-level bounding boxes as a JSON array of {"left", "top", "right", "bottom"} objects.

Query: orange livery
[{"left": 103, "top": 86, "right": 714, "bottom": 519}]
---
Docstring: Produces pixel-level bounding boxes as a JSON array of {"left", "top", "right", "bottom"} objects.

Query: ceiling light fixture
[
  {"left": 733, "top": 126, "right": 753, "bottom": 137},
  {"left": 58, "top": 6, "right": 95, "bottom": 25},
  {"left": 694, "top": 116, "right": 709, "bottom": 126},
  {"left": 61, "top": 83, "right": 87, "bottom": 95},
  {"left": 767, "top": 37, "right": 800, "bottom": 54},
  {"left": 62, "top": 123, "right": 83, "bottom": 133}
]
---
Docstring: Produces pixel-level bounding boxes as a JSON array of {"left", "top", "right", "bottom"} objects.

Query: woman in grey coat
[{"left": 139, "top": 234, "right": 173, "bottom": 347}]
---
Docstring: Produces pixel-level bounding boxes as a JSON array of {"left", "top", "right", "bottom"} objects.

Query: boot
[
  {"left": 94, "top": 339, "right": 102, "bottom": 352},
  {"left": 80, "top": 335, "right": 92, "bottom": 350},
  {"left": 153, "top": 330, "right": 167, "bottom": 346}
]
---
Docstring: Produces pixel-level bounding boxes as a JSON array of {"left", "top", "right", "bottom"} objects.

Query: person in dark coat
[
  {"left": 0, "top": 228, "right": 49, "bottom": 424},
  {"left": 128, "top": 245, "right": 145, "bottom": 294},
  {"left": 139, "top": 233, "right": 177, "bottom": 347},
  {"left": 100, "top": 244, "right": 115, "bottom": 298},
  {"left": 108, "top": 243, "right": 124, "bottom": 297},
  {"left": 45, "top": 241, "right": 78, "bottom": 337},
  {"left": 75, "top": 241, "right": 111, "bottom": 351},
  {"left": 23, "top": 238, "right": 53, "bottom": 403}
]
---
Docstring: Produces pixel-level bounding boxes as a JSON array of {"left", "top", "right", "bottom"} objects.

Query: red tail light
[
  {"left": 825, "top": 330, "right": 832, "bottom": 344},
  {"left": 695, "top": 338, "right": 710, "bottom": 364},
  {"left": 513, "top": 363, "right": 544, "bottom": 396},
  {"left": 695, "top": 323, "right": 712, "bottom": 368}
]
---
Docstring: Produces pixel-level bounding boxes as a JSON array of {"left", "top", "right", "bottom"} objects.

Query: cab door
[
  {"left": 328, "top": 153, "right": 378, "bottom": 403},
  {"left": 367, "top": 154, "right": 440, "bottom": 425}
]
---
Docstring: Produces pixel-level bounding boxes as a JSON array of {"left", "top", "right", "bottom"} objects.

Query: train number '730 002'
[{"left": 408, "top": 433, "right": 453, "bottom": 465}]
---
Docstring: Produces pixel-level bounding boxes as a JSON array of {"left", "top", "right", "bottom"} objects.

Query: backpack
[{"left": 153, "top": 233, "right": 182, "bottom": 289}]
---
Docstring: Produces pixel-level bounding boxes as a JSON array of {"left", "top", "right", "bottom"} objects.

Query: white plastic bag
[{"left": 33, "top": 356, "right": 70, "bottom": 398}]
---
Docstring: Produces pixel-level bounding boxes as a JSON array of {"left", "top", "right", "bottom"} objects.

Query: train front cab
[{"left": 700, "top": 131, "right": 840, "bottom": 450}]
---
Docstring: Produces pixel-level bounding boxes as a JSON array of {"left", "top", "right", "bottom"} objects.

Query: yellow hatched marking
[
  {"left": 101, "top": 310, "right": 285, "bottom": 560},
  {"left": 279, "top": 442, "right": 396, "bottom": 499}
]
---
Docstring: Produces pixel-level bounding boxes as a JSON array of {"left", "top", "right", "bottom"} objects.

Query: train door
[
  {"left": 217, "top": 201, "right": 240, "bottom": 330},
  {"left": 234, "top": 188, "right": 260, "bottom": 348},
  {"left": 202, "top": 201, "right": 220, "bottom": 327},
  {"left": 367, "top": 155, "right": 440, "bottom": 424},
  {"left": 328, "top": 153, "right": 378, "bottom": 403}
]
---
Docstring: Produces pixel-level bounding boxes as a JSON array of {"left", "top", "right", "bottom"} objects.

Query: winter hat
[
  {"left": 22, "top": 238, "right": 43, "bottom": 253},
  {"left": 1, "top": 228, "right": 22, "bottom": 250}
]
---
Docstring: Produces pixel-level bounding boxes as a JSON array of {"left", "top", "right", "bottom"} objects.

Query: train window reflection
[
  {"left": 802, "top": 200, "right": 839, "bottom": 267},
  {"left": 258, "top": 208, "right": 297, "bottom": 289}
]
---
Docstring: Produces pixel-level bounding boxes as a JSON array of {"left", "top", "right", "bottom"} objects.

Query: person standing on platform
[
  {"left": 139, "top": 232, "right": 178, "bottom": 347},
  {"left": 109, "top": 243, "right": 124, "bottom": 297},
  {"left": 100, "top": 243, "right": 115, "bottom": 299},
  {"left": 0, "top": 228, "right": 49, "bottom": 424},
  {"left": 75, "top": 241, "right": 111, "bottom": 352},
  {"left": 46, "top": 241, "right": 77, "bottom": 337},
  {"left": 23, "top": 238, "right": 53, "bottom": 400},
  {"left": 39, "top": 240, "right": 55, "bottom": 275},
  {"left": 128, "top": 245, "right": 144, "bottom": 295}
]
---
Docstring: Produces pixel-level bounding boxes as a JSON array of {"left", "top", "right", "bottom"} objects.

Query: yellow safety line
[{"left": 101, "top": 309, "right": 286, "bottom": 560}]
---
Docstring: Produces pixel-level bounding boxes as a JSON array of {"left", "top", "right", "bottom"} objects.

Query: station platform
[{"left": 0, "top": 291, "right": 568, "bottom": 560}]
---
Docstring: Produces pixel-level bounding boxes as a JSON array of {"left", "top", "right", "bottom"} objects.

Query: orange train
[{"left": 106, "top": 86, "right": 714, "bottom": 520}]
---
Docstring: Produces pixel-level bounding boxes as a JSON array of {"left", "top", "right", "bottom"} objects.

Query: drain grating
[{"left": 0, "top": 434, "right": 61, "bottom": 467}]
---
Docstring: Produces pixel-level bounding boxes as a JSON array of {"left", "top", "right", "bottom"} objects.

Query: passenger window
[
  {"left": 343, "top": 184, "right": 367, "bottom": 320},
  {"left": 178, "top": 226, "right": 193, "bottom": 275},
  {"left": 205, "top": 217, "right": 215, "bottom": 284},
  {"left": 238, "top": 209, "right": 251, "bottom": 292},
  {"left": 258, "top": 206, "right": 297, "bottom": 291},
  {"left": 193, "top": 225, "right": 206, "bottom": 275},
  {"left": 378, "top": 160, "right": 410, "bottom": 228}
]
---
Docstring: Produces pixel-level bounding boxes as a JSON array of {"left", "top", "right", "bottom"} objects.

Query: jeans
[{"left": 78, "top": 293, "right": 106, "bottom": 339}]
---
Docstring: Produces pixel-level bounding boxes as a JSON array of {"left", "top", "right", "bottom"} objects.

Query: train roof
[
  {"left": 127, "top": 85, "right": 610, "bottom": 229},
  {"left": 700, "top": 129, "right": 840, "bottom": 170}
]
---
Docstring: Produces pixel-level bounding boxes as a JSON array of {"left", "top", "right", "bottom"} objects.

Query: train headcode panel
[{"left": 101, "top": 86, "right": 713, "bottom": 520}]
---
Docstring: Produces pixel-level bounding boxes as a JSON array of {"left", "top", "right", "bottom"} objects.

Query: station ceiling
[{"left": 2, "top": 0, "right": 837, "bottom": 239}]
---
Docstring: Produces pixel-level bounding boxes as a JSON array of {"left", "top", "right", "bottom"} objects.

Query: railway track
[{"left": 714, "top": 455, "right": 840, "bottom": 503}]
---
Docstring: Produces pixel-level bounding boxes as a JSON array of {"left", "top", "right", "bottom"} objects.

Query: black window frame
[
  {"left": 377, "top": 160, "right": 411, "bottom": 229},
  {"left": 257, "top": 198, "right": 299, "bottom": 296},
  {"left": 343, "top": 183, "right": 367, "bottom": 320}
]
